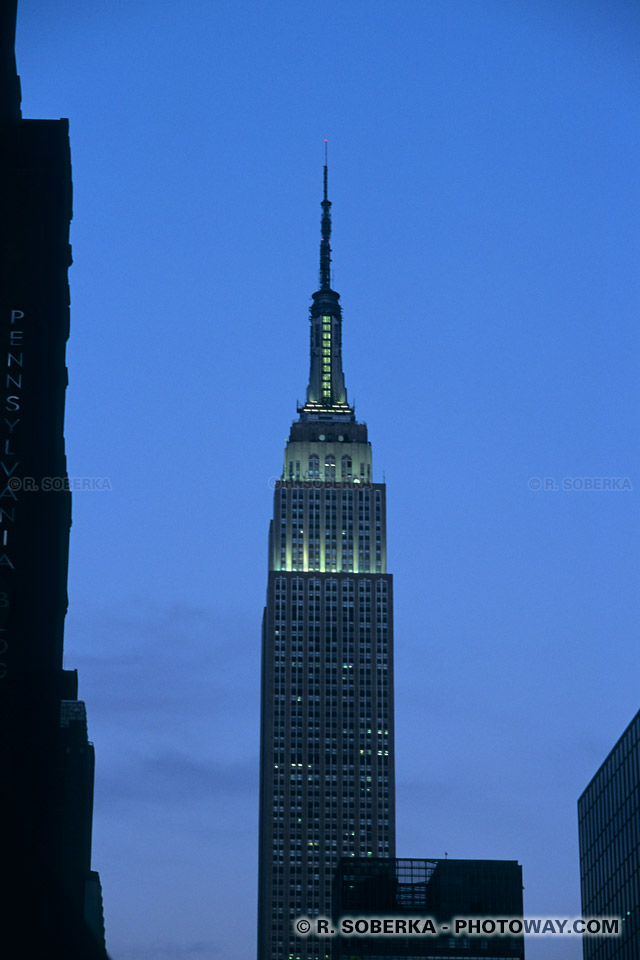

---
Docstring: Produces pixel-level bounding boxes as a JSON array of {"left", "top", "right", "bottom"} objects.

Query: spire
[
  {"left": 319, "top": 140, "right": 332, "bottom": 290},
  {"left": 298, "top": 146, "right": 354, "bottom": 423}
]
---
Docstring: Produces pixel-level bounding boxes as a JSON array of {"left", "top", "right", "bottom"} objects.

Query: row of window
[{"left": 287, "top": 454, "right": 372, "bottom": 482}]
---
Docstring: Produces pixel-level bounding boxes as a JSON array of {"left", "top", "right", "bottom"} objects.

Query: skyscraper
[
  {"left": 578, "top": 709, "right": 640, "bottom": 960},
  {"left": 0, "top": 4, "right": 106, "bottom": 953},
  {"left": 257, "top": 163, "right": 395, "bottom": 960}
]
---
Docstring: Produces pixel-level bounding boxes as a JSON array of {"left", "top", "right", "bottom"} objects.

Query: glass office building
[{"left": 578, "top": 709, "right": 640, "bottom": 960}]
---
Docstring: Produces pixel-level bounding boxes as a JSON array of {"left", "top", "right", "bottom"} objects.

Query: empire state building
[{"left": 257, "top": 165, "right": 396, "bottom": 960}]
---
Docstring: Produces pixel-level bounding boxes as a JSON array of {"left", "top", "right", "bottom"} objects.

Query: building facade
[
  {"left": 257, "top": 165, "right": 395, "bottom": 960},
  {"left": 578, "top": 709, "right": 640, "bottom": 960},
  {"left": 0, "top": 3, "right": 106, "bottom": 954},
  {"left": 332, "top": 857, "right": 525, "bottom": 960}
]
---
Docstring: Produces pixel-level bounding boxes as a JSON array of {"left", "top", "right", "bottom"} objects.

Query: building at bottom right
[
  {"left": 332, "top": 857, "right": 525, "bottom": 959},
  {"left": 578, "top": 708, "right": 640, "bottom": 960}
]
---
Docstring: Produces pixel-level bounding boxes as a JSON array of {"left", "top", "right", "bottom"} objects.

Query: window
[
  {"left": 308, "top": 455, "right": 319, "bottom": 479},
  {"left": 325, "top": 455, "right": 336, "bottom": 480}
]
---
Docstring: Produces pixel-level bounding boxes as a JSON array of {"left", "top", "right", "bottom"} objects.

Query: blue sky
[{"left": 15, "top": 1, "right": 640, "bottom": 958}]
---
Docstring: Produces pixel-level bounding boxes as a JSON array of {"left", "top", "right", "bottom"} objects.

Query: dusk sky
[{"left": 16, "top": 2, "right": 640, "bottom": 958}]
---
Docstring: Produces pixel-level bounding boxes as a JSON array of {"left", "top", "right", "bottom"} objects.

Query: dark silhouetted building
[
  {"left": 332, "top": 858, "right": 525, "bottom": 959},
  {"left": 257, "top": 164, "right": 395, "bottom": 960},
  {"left": 0, "top": 3, "right": 107, "bottom": 954},
  {"left": 578, "top": 709, "right": 640, "bottom": 960}
]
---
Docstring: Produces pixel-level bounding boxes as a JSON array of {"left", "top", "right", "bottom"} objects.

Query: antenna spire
[
  {"left": 301, "top": 143, "right": 354, "bottom": 421},
  {"left": 320, "top": 139, "right": 332, "bottom": 289}
]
